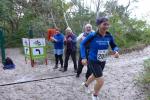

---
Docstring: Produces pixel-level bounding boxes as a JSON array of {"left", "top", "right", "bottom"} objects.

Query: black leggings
[
  {"left": 55, "top": 54, "right": 63, "bottom": 66},
  {"left": 64, "top": 49, "right": 77, "bottom": 70}
]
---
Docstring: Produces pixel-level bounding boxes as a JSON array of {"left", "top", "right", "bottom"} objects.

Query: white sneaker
[
  {"left": 92, "top": 94, "right": 99, "bottom": 100},
  {"left": 79, "top": 82, "right": 91, "bottom": 94}
]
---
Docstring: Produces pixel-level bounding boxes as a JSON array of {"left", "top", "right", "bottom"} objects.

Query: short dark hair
[{"left": 96, "top": 17, "right": 109, "bottom": 25}]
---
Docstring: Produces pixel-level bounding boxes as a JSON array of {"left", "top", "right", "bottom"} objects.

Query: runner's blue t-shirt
[{"left": 80, "top": 31, "right": 119, "bottom": 62}]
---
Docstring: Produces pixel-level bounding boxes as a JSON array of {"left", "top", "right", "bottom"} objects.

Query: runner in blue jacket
[{"left": 80, "top": 17, "right": 119, "bottom": 100}]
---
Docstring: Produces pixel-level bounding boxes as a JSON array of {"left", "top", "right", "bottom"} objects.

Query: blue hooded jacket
[
  {"left": 80, "top": 31, "right": 119, "bottom": 62},
  {"left": 53, "top": 33, "right": 64, "bottom": 49}
]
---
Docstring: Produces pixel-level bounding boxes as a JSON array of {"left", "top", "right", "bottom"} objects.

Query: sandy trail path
[{"left": 0, "top": 46, "right": 150, "bottom": 100}]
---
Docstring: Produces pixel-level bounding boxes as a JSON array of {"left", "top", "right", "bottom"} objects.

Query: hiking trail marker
[{"left": 22, "top": 38, "right": 47, "bottom": 67}]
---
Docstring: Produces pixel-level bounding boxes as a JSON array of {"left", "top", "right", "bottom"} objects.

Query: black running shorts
[{"left": 88, "top": 60, "right": 106, "bottom": 78}]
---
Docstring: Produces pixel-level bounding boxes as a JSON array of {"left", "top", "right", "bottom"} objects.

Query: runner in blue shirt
[{"left": 80, "top": 17, "right": 119, "bottom": 100}]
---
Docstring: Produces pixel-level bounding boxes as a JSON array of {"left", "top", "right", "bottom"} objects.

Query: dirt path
[{"left": 0, "top": 46, "right": 150, "bottom": 100}]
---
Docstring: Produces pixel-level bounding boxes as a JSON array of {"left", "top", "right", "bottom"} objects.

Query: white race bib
[{"left": 97, "top": 50, "right": 108, "bottom": 61}]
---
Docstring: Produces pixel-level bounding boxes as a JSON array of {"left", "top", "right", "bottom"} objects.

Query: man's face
[
  {"left": 85, "top": 26, "right": 92, "bottom": 33},
  {"left": 56, "top": 30, "right": 60, "bottom": 34}
]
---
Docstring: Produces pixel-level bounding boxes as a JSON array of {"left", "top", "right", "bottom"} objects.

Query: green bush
[
  {"left": 142, "top": 59, "right": 150, "bottom": 99},
  {"left": 141, "top": 32, "right": 150, "bottom": 44}
]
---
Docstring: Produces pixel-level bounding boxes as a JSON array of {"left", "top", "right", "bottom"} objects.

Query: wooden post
[{"left": 29, "top": 27, "right": 34, "bottom": 67}]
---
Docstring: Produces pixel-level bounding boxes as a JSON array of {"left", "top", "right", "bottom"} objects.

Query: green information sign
[
  {"left": 22, "top": 38, "right": 30, "bottom": 58},
  {"left": 22, "top": 38, "right": 47, "bottom": 60},
  {"left": 30, "top": 47, "right": 46, "bottom": 59}
]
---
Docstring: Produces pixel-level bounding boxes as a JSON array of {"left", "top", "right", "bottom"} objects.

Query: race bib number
[{"left": 97, "top": 50, "right": 108, "bottom": 61}]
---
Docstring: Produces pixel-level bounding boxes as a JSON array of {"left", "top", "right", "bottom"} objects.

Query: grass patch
[
  {"left": 141, "top": 59, "right": 150, "bottom": 99},
  {"left": 143, "top": 59, "right": 150, "bottom": 83}
]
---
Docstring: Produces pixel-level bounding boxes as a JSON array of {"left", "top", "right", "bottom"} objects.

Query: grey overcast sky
[
  {"left": 66, "top": 0, "right": 150, "bottom": 23},
  {"left": 118, "top": 0, "right": 150, "bottom": 22}
]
